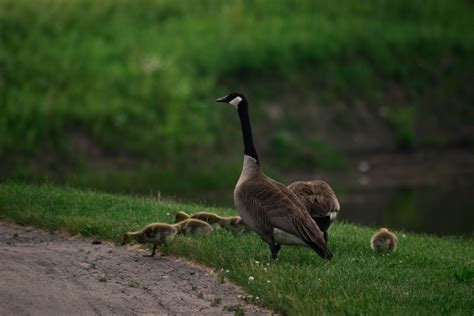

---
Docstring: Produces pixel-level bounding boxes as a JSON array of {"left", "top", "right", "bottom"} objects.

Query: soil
[{"left": 0, "top": 222, "right": 271, "bottom": 315}]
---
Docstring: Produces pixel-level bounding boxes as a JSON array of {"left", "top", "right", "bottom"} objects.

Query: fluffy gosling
[
  {"left": 122, "top": 219, "right": 213, "bottom": 257},
  {"left": 175, "top": 211, "right": 249, "bottom": 234},
  {"left": 175, "top": 218, "right": 214, "bottom": 235},
  {"left": 122, "top": 223, "right": 178, "bottom": 257},
  {"left": 370, "top": 228, "right": 398, "bottom": 252}
]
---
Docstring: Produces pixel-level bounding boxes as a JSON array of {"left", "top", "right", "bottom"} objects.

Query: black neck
[{"left": 237, "top": 100, "right": 259, "bottom": 164}]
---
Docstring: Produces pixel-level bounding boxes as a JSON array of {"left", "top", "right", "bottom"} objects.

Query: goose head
[{"left": 216, "top": 92, "right": 247, "bottom": 109}]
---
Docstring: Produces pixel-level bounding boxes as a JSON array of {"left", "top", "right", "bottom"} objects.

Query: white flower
[
  {"left": 248, "top": 276, "right": 254, "bottom": 281},
  {"left": 263, "top": 268, "right": 267, "bottom": 271},
  {"left": 226, "top": 270, "right": 230, "bottom": 273},
  {"left": 254, "top": 260, "right": 259, "bottom": 264},
  {"left": 267, "top": 280, "right": 271, "bottom": 283},
  {"left": 256, "top": 296, "right": 260, "bottom": 300},
  {"left": 166, "top": 212, "right": 170, "bottom": 216}
]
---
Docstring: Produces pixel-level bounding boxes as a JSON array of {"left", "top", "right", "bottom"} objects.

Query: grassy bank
[
  {"left": 1, "top": 0, "right": 474, "bottom": 195},
  {"left": 0, "top": 183, "right": 472, "bottom": 314}
]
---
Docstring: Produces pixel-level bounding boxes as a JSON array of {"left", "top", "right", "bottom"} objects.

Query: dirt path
[{"left": 0, "top": 222, "right": 270, "bottom": 315}]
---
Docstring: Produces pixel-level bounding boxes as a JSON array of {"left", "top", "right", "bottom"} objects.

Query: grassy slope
[
  {"left": 1, "top": 183, "right": 472, "bottom": 315},
  {"left": 1, "top": 1, "right": 474, "bottom": 192}
]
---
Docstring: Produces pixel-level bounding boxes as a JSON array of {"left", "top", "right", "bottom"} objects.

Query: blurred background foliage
[{"left": 1, "top": 0, "right": 473, "bottom": 234}]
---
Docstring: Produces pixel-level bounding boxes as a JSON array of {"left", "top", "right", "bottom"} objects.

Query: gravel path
[{"left": 0, "top": 222, "right": 271, "bottom": 315}]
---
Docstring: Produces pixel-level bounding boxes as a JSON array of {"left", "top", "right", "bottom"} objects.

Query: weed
[
  {"left": 98, "top": 274, "right": 108, "bottom": 282},
  {"left": 224, "top": 305, "right": 246, "bottom": 316},
  {"left": 211, "top": 297, "right": 222, "bottom": 306},
  {"left": 454, "top": 267, "right": 474, "bottom": 284}
]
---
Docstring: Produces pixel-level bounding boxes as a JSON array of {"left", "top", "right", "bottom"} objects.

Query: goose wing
[
  {"left": 288, "top": 181, "right": 340, "bottom": 218},
  {"left": 237, "top": 176, "right": 333, "bottom": 260}
]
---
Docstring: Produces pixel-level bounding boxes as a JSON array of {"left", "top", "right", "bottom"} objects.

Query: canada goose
[
  {"left": 216, "top": 92, "right": 332, "bottom": 260},
  {"left": 370, "top": 228, "right": 398, "bottom": 252},
  {"left": 287, "top": 180, "right": 340, "bottom": 244},
  {"left": 175, "top": 211, "right": 249, "bottom": 234},
  {"left": 122, "top": 219, "right": 213, "bottom": 257}
]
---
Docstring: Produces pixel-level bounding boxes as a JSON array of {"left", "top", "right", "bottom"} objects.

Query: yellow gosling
[
  {"left": 122, "top": 223, "right": 178, "bottom": 257},
  {"left": 175, "top": 211, "right": 249, "bottom": 233},
  {"left": 370, "top": 228, "right": 398, "bottom": 252},
  {"left": 174, "top": 218, "right": 213, "bottom": 235},
  {"left": 122, "top": 219, "right": 213, "bottom": 257}
]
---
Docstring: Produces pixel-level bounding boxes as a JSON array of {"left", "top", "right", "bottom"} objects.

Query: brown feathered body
[
  {"left": 234, "top": 155, "right": 333, "bottom": 260},
  {"left": 287, "top": 180, "right": 340, "bottom": 243},
  {"left": 370, "top": 228, "right": 398, "bottom": 252},
  {"left": 175, "top": 211, "right": 249, "bottom": 234},
  {"left": 217, "top": 91, "right": 332, "bottom": 260}
]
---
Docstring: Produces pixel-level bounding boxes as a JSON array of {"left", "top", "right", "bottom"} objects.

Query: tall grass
[{"left": 1, "top": 0, "right": 473, "bottom": 192}]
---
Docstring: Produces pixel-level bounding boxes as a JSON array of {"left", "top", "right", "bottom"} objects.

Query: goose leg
[
  {"left": 270, "top": 243, "right": 281, "bottom": 260},
  {"left": 323, "top": 231, "right": 328, "bottom": 244},
  {"left": 143, "top": 245, "right": 157, "bottom": 257}
]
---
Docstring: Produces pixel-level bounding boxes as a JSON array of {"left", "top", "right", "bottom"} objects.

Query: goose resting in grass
[
  {"left": 287, "top": 180, "right": 340, "bottom": 244},
  {"left": 216, "top": 92, "right": 332, "bottom": 260},
  {"left": 122, "top": 219, "right": 213, "bottom": 257},
  {"left": 175, "top": 211, "right": 249, "bottom": 234}
]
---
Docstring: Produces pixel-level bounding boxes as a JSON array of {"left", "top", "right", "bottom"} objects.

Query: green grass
[
  {"left": 1, "top": 0, "right": 473, "bottom": 195},
  {"left": 1, "top": 182, "right": 473, "bottom": 314}
]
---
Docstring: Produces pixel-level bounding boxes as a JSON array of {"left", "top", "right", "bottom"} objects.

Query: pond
[{"left": 179, "top": 150, "right": 474, "bottom": 237}]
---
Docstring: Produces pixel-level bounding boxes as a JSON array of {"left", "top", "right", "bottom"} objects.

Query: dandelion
[
  {"left": 402, "top": 234, "right": 407, "bottom": 238},
  {"left": 267, "top": 280, "right": 271, "bottom": 283},
  {"left": 166, "top": 212, "right": 170, "bottom": 216},
  {"left": 254, "top": 260, "right": 260, "bottom": 264},
  {"left": 256, "top": 297, "right": 260, "bottom": 300},
  {"left": 226, "top": 270, "right": 230, "bottom": 273},
  {"left": 263, "top": 267, "right": 267, "bottom": 272},
  {"left": 248, "top": 276, "right": 254, "bottom": 281}
]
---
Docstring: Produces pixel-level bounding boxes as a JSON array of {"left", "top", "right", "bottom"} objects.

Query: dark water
[
  {"left": 176, "top": 151, "right": 474, "bottom": 237},
  {"left": 180, "top": 184, "right": 473, "bottom": 237},
  {"left": 339, "top": 185, "right": 474, "bottom": 236}
]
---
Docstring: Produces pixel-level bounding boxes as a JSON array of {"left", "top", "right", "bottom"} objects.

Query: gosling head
[{"left": 216, "top": 92, "right": 247, "bottom": 109}]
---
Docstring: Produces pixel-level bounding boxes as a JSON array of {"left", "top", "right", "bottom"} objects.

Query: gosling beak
[{"left": 216, "top": 96, "right": 228, "bottom": 103}]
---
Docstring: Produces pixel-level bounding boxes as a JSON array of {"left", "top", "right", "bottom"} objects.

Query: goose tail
[
  {"left": 306, "top": 240, "right": 333, "bottom": 260},
  {"left": 292, "top": 216, "right": 333, "bottom": 260}
]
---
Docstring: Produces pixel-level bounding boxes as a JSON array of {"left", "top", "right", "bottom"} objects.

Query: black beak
[{"left": 216, "top": 96, "right": 228, "bottom": 103}]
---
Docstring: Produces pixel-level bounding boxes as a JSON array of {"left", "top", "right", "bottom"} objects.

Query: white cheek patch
[{"left": 229, "top": 96, "right": 242, "bottom": 108}]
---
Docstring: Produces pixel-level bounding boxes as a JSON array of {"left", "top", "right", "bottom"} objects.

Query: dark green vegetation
[
  {"left": 1, "top": 0, "right": 473, "bottom": 196},
  {"left": 1, "top": 183, "right": 473, "bottom": 314}
]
